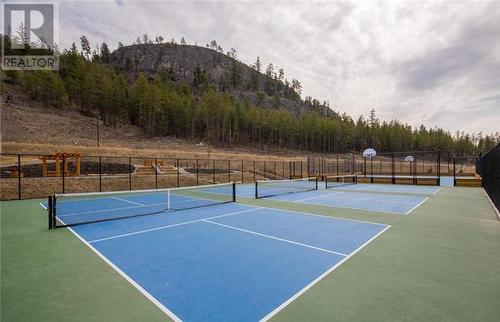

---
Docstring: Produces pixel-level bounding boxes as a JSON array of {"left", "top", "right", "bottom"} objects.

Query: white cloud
[{"left": 59, "top": 0, "right": 500, "bottom": 134}]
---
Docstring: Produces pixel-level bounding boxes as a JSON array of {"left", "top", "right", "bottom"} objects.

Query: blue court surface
[
  {"left": 331, "top": 183, "right": 441, "bottom": 195},
  {"left": 261, "top": 189, "right": 429, "bottom": 215},
  {"left": 63, "top": 200, "right": 389, "bottom": 321}
]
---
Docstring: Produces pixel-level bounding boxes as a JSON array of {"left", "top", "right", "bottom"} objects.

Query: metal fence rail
[{"left": 0, "top": 153, "right": 308, "bottom": 200}]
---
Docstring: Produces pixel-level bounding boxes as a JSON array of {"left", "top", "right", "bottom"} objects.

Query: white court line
[
  {"left": 405, "top": 197, "right": 429, "bottom": 215},
  {"left": 260, "top": 224, "right": 392, "bottom": 322},
  {"left": 89, "top": 207, "right": 263, "bottom": 244},
  {"left": 293, "top": 191, "right": 420, "bottom": 205},
  {"left": 39, "top": 202, "right": 47, "bottom": 210},
  {"left": 251, "top": 203, "right": 390, "bottom": 226},
  {"left": 112, "top": 197, "right": 145, "bottom": 206},
  {"left": 482, "top": 188, "right": 500, "bottom": 220},
  {"left": 432, "top": 187, "right": 442, "bottom": 195},
  {"left": 64, "top": 226, "right": 182, "bottom": 322},
  {"left": 203, "top": 220, "right": 348, "bottom": 257}
]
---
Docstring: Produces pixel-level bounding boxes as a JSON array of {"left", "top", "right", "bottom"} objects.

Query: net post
[
  {"left": 315, "top": 177, "right": 318, "bottom": 190},
  {"left": 232, "top": 182, "right": 236, "bottom": 202},
  {"left": 51, "top": 195, "right": 57, "bottom": 229},
  {"left": 17, "top": 154, "right": 21, "bottom": 200},
  {"left": 48, "top": 195, "right": 53, "bottom": 229},
  {"left": 255, "top": 181, "right": 258, "bottom": 199}
]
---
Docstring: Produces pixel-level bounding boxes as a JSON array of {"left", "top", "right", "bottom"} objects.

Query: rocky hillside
[{"left": 110, "top": 43, "right": 336, "bottom": 116}]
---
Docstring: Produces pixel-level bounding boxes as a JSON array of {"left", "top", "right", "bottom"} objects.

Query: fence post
[
  {"left": 437, "top": 149, "right": 441, "bottom": 186},
  {"left": 196, "top": 159, "right": 199, "bottom": 185},
  {"left": 391, "top": 153, "right": 395, "bottom": 184},
  {"left": 212, "top": 159, "right": 216, "bottom": 184},
  {"left": 363, "top": 158, "right": 366, "bottom": 178},
  {"left": 264, "top": 161, "right": 267, "bottom": 179},
  {"left": 253, "top": 161, "right": 256, "bottom": 182},
  {"left": 155, "top": 157, "right": 158, "bottom": 189},
  {"left": 300, "top": 161, "right": 303, "bottom": 178},
  {"left": 17, "top": 154, "right": 21, "bottom": 199},
  {"left": 273, "top": 161, "right": 276, "bottom": 180},
  {"left": 453, "top": 157, "right": 456, "bottom": 186},
  {"left": 176, "top": 159, "right": 180, "bottom": 187},
  {"left": 99, "top": 156, "right": 102, "bottom": 192},
  {"left": 282, "top": 162, "right": 285, "bottom": 180},
  {"left": 370, "top": 158, "right": 374, "bottom": 183},
  {"left": 241, "top": 160, "right": 244, "bottom": 183},
  {"left": 351, "top": 154, "right": 354, "bottom": 175},
  {"left": 62, "top": 157, "right": 66, "bottom": 194},
  {"left": 128, "top": 157, "right": 132, "bottom": 190}
]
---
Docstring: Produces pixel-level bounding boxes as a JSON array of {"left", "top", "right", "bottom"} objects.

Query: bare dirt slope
[{"left": 0, "top": 89, "right": 308, "bottom": 161}]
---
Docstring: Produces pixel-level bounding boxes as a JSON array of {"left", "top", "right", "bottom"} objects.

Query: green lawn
[{"left": 1, "top": 187, "right": 499, "bottom": 321}]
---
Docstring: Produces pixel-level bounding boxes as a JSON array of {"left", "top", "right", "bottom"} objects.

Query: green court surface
[{"left": 1, "top": 187, "right": 500, "bottom": 321}]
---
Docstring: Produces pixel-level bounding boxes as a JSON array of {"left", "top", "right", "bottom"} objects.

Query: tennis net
[
  {"left": 325, "top": 174, "right": 357, "bottom": 189},
  {"left": 255, "top": 177, "right": 318, "bottom": 199},
  {"left": 48, "top": 182, "right": 236, "bottom": 228}
]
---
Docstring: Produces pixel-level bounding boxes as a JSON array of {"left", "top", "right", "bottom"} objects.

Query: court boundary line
[
  {"left": 321, "top": 184, "right": 441, "bottom": 196},
  {"left": 482, "top": 188, "right": 500, "bottom": 220},
  {"left": 249, "top": 203, "right": 389, "bottom": 226},
  {"left": 294, "top": 192, "right": 418, "bottom": 205},
  {"left": 112, "top": 197, "right": 145, "bottom": 206},
  {"left": 268, "top": 198, "right": 407, "bottom": 216},
  {"left": 88, "top": 207, "right": 263, "bottom": 243},
  {"left": 432, "top": 187, "right": 442, "bottom": 195},
  {"left": 405, "top": 197, "right": 429, "bottom": 215},
  {"left": 203, "top": 219, "right": 348, "bottom": 257},
  {"left": 39, "top": 202, "right": 47, "bottom": 210},
  {"left": 260, "top": 224, "right": 392, "bottom": 321},
  {"left": 64, "top": 226, "right": 182, "bottom": 321}
]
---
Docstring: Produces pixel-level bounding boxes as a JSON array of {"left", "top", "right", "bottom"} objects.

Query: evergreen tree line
[{"left": 1, "top": 36, "right": 498, "bottom": 156}]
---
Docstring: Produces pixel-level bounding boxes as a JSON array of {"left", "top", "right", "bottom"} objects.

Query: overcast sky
[{"left": 57, "top": 0, "right": 500, "bottom": 135}]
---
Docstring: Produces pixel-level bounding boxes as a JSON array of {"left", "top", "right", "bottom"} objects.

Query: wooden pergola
[{"left": 39, "top": 152, "right": 82, "bottom": 177}]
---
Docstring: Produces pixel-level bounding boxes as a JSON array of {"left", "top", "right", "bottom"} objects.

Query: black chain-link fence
[{"left": 476, "top": 144, "right": 500, "bottom": 213}]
